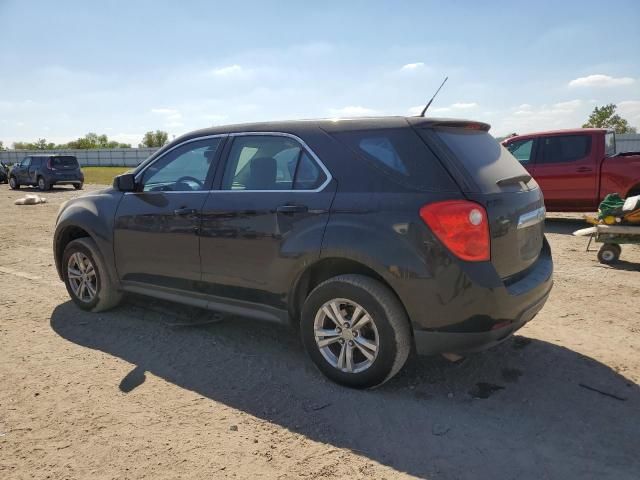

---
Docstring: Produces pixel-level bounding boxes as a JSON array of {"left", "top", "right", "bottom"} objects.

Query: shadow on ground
[
  {"left": 545, "top": 217, "right": 588, "bottom": 236},
  {"left": 51, "top": 300, "right": 640, "bottom": 479}
]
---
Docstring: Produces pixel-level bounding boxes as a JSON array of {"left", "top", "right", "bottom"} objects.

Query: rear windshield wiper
[{"left": 496, "top": 174, "right": 532, "bottom": 187}]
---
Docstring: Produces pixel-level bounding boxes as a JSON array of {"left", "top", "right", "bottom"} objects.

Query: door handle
[
  {"left": 276, "top": 204, "right": 308, "bottom": 214},
  {"left": 174, "top": 207, "right": 197, "bottom": 216},
  {"left": 576, "top": 167, "right": 592, "bottom": 173}
]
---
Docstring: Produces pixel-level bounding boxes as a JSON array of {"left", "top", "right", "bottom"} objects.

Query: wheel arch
[
  {"left": 626, "top": 183, "right": 640, "bottom": 197},
  {"left": 288, "top": 257, "right": 409, "bottom": 328},
  {"left": 54, "top": 225, "right": 94, "bottom": 280}
]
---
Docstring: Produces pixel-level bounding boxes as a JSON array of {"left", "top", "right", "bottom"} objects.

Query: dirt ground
[{"left": 1, "top": 185, "right": 639, "bottom": 480}]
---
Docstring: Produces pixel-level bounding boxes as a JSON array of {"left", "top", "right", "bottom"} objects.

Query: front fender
[{"left": 54, "top": 189, "right": 124, "bottom": 286}]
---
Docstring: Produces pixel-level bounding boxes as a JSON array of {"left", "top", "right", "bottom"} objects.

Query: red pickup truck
[{"left": 502, "top": 129, "right": 640, "bottom": 212}]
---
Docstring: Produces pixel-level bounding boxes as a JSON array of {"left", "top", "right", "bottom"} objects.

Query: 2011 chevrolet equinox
[{"left": 54, "top": 117, "right": 553, "bottom": 388}]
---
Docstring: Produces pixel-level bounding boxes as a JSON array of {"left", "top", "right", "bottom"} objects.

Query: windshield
[{"left": 426, "top": 128, "right": 535, "bottom": 194}]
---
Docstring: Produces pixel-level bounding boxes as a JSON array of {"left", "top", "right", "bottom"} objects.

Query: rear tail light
[{"left": 419, "top": 200, "right": 490, "bottom": 262}]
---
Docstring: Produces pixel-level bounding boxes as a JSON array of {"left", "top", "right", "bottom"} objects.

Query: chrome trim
[
  {"left": 517, "top": 206, "right": 546, "bottom": 229},
  {"left": 131, "top": 131, "right": 333, "bottom": 194}
]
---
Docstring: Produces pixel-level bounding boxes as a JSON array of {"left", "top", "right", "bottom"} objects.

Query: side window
[
  {"left": 540, "top": 135, "right": 591, "bottom": 164},
  {"left": 22, "top": 158, "right": 31, "bottom": 167},
  {"left": 605, "top": 132, "right": 616, "bottom": 157},
  {"left": 222, "top": 135, "right": 326, "bottom": 191},
  {"left": 141, "top": 137, "right": 221, "bottom": 192},
  {"left": 506, "top": 139, "right": 534, "bottom": 164}
]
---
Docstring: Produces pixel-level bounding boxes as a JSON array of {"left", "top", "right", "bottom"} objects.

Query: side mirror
[{"left": 114, "top": 173, "right": 137, "bottom": 192}]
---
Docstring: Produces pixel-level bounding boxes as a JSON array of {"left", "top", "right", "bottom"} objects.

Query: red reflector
[{"left": 419, "top": 200, "right": 490, "bottom": 262}]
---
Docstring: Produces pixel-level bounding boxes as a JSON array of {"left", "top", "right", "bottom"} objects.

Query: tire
[
  {"left": 74, "top": 183, "right": 84, "bottom": 190},
  {"left": 62, "top": 237, "right": 123, "bottom": 312},
  {"left": 300, "top": 274, "right": 411, "bottom": 389},
  {"left": 597, "top": 243, "right": 621, "bottom": 264},
  {"left": 9, "top": 176, "right": 19, "bottom": 190},
  {"left": 37, "top": 176, "right": 50, "bottom": 191}
]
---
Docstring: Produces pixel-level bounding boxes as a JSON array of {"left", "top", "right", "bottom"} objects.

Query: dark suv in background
[
  {"left": 9, "top": 155, "right": 84, "bottom": 191},
  {"left": 53, "top": 117, "right": 553, "bottom": 388}
]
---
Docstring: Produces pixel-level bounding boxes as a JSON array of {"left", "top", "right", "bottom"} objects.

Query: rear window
[
  {"left": 332, "top": 128, "right": 456, "bottom": 191},
  {"left": 425, "top": 128, "right": 533, "bottom": 194},
  {"left": 51, "top": 156, "right": 79, "bottom": 168}
]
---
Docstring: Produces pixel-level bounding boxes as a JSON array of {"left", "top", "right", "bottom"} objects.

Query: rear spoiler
[{"left": 407, "top": 117, "right": 491, "bottom": 132}]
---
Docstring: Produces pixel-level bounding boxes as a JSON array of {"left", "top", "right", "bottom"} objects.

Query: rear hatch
[
  {"left": 414, "top": 122, "right": 545, "bottom": 279},
  {"left": 50, "top": 155, "right": 79, "bottom": 171}
]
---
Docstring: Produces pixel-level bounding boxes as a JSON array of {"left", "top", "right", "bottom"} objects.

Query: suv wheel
[
  {"left": 74, "top": 182, "right": 84, "bottom": 190},
  {"left": 301, "top": 274, "right": 411, "bottom": 388},
  {"left": 62, "top": 238, "right": 123, "bottom": 312},
  {"left": 37, "top": 176, "right": 50, "bottom": 191},
  {"left": 9, "top": 176, "right": 19, "bottom": 189}
]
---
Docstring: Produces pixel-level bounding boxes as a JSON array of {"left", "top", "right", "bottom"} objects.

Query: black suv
[
  {"left": 9, "top": 155, "right": 84, "bottom": 191},
  {"left": 54, "top": 117, "right": 552, "bottom": 388}
]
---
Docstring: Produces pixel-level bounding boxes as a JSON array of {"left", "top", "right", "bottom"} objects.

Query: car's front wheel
[
  {"left": 9, "top": 176, "right": 19, "bottom": 189},
  {"left": 62, "top": 238, "right": 123, "bottom": 312},
  {"left": 301, "top": 274, "right": 411, "bottom": 388}
]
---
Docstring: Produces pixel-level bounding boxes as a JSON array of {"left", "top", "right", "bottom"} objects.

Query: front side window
[
  {"left": 506, "top": 139, "right": 534, "bottom": 164},
  {"left": 221, "top": 135, "right": 326, "bottom": 191},
  {"left": 540, "top": 135, "right": 591, "bottom": 164},
  {"left": 141, "top": 137, "right": 222, "bottom": 192},
  {"left": 22, "top": 158, "right": 31, "bottom": 167}
]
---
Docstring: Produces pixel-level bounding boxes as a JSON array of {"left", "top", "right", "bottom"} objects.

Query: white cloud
[
  {"left": 210, "top": 64, "right": 244, "bottom": 76},
  {"left": 568, "top": 74, "right": 635, "bottom": 88},
  {"left": 518, "top": 103, "right": 532, "bottom": 110},
  {"left": 151, "top": 108, "right": 179, "bottom": 115},
  {"left": 618, "top": 100, "right": 640, "bottom": 122},
  {"left": 407, "top": 105, "right": 424, "bottom": 116},
  {"left": 552, "top": 99, "right": 582, "bottom": 111},
  {"left": 400, "top": 62, "right": 425, "bottom": 71},
  {"left": 451, "top": 102, "right": 478, "bottom": 110},
  {"left": 327, "top": 106, "right": 379, "bottom": 117}
]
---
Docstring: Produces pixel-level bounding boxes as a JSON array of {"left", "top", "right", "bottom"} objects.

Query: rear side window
[
  {"left": 605, "top": 132, "right": 616, "bottom": 157},
  {"left": 51, "top": 156, "right": 79, "bottom": 168},
  {"left": 539, "top": 135, "right": 591, "bottom": 163},
  {"left": 332, "top": 128, "right": 455, "bottom": 191},
  {"left": 222, "top": 135, "right": 326, "bottom": 191},
  {"left": 426, "top": 128, "right": 532, "bottom": 194}
]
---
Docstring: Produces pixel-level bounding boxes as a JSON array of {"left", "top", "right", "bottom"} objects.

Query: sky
[{"left": 1, "top": 0, "right": 639, "bottom": 147}]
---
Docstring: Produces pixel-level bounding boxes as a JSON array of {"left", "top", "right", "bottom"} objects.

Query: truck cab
[{"left": 503, "top": 129, "right": 640, "bottom": 212}]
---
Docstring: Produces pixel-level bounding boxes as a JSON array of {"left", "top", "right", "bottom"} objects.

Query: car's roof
[
  {"left": 180, "top": 116, "right": 490, "bottom": 140},
  {"left": 504, "top": 127, "right": 611, "bottom": 142}
]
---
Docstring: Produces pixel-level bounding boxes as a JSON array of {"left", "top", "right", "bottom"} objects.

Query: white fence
[
  {"left": 0, "top": 148, "right": 159, "bottom": 167},
  {"left": 617, "top": 134, "right": 640, "bottom": 153}
]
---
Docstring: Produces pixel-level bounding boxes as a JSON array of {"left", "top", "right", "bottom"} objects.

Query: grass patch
[{"left": 82, "top": 166, "right": 132, "bottom": 185}]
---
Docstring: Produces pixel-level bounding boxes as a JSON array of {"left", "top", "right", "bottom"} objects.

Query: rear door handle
[
  {"left": 576, "top": 167, "right": 592, "bottom": 173},
  {"left": 276, "top": 204, "right": 308, "bottom": 214},
  {"left": 174, "top": 207, "right": 198, "bottom": 216}
]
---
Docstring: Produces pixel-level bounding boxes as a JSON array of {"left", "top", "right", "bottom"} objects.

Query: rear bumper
[
  {"left": 414, "top": 285, "right": 551, "bottom": 355},
  {"left": 407, "top": 238, "right": 553, "bottom": 355}
]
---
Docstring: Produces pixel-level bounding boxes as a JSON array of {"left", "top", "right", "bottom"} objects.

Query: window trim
[{"left": 132, "top": 132, "right": 332, "bottom": 194}]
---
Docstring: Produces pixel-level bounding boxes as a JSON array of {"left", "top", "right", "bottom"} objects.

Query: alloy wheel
[
  {"left": 313, "top": 298, "right": 379, "bottom": 373},
  {"left": 67, "top": 252, "right": 98, "bottom": 302}
]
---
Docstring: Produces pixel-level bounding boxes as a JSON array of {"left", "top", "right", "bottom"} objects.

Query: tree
[
  {"left": 12, "top": 139, "right": 56, "bottom": 150},
  {"left": 65, "top": 132, "right": 131, "bottom": 149},
  {"left": 583, "top": 104, "right": 637, "bottom": 134},
  {"left": 139, "top": 130, "right": 169, "bottom": 148}
]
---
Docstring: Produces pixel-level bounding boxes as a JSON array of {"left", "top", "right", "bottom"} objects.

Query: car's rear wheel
[
  {"left": 62, "top": 238, "right": 122, "bottom": 312},
  {"left": 9, "top": 176, "right": 19, "bottom": 189},
  {"left": 37, "top": 176, "right": 50, "bottom": 191},
  {"left": 301, "top": 274, "right": 411, "bottom": 388},
  {"left": 74, "top": 183, "right": 84, "bottom": 190}
]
